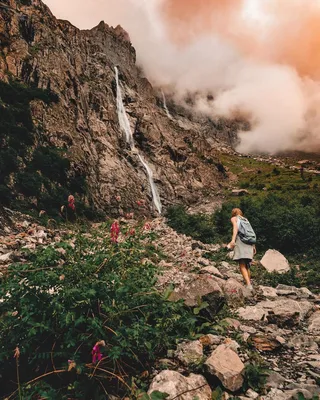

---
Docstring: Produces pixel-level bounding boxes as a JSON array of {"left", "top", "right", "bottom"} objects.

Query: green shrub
[
  {"left": 243, "top": 363, "right": 269, "bottom": 393},
  {"left": 0, "top": 226, "right": 198, "bottom": 398},
  {"left": 167, "top": 193, "right": 320, "bottom": 259},
  {"left": 166, "top": 205, "right": 216, "bottom": 243},
  {"left": 214, "top": 194, "right": 320, "bottom": 255}
]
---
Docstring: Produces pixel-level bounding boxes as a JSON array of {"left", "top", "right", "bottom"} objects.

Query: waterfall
[
  {"left": 137, "top": 154, "right": 162, "bottom": 215},
  {"left": 115, "top": 67, "right": 135, "bottom": 149},
  {"left": 161, "top": 90, "right": 173, "bottom": 120},
  {"left": 115, "top": 67, "right": 162, "bottom": 214}
]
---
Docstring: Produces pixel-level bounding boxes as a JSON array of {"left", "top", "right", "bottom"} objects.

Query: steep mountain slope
[{"left": 0, "top": 0, "right": 243, "bottom": 215}]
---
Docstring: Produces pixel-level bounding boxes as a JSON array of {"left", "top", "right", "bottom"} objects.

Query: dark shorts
[{"left": 237, "top": 258, "right": 252, "bottom": 268}]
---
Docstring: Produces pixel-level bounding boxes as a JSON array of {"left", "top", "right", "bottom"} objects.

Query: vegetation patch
[
  {"left": 0, "top": 224, "right": 209, "bottom": 399},
  {"left": 0, "top": 79, "right": 92, "bottom": 217}
]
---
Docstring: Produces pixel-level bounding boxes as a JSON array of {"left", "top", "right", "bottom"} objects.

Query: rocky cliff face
[{"left": 0, "top": 0, "right": 242, "bottom": 215}]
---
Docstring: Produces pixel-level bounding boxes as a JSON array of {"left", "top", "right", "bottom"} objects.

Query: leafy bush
[
  {"left": 214, "top": 194, "right": 320, "bottom": 255},
  {"left": 167, "top": 194, "right": 320, "bottom": 256},
  {"left": 0, "top": 225, "right": 198, "bottom": 399},
  {"left": 243, "top": 363, "right": 269, "bottom": 393},
  {"left": 166, "top": 205, "right": 216, "bottom": 243}
]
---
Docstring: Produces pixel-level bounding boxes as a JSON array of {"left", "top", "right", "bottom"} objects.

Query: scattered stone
[
  {"left": 169, "top": 275, "right": 224, "bottom": 314},
  {"left": 0, "top": 252, "right": 12, "bottom": 264},
  {"left": 223, "top": 318, "right": 241, "bottom": 330},
  {"left": 205, "top": 344, "right": 244, "bottom": 392},
  {"left": 308, "top": 311, "right": 320, "bottom": 334},
  {"left": 175, "top": 341, "right": 204, "bottom": 366},
  {"left": 200, "top": 266, "right": 223, "bottom": 278},
  {"left": 197, "top": 257, "right": 210, "bottom": 267},
  {"left": 245, "top": 389, "right": 259, "bottom": 399},
  {"left": 239, "top": 325, "right": 257, "bottom": 334},
  {"left": 275, "top": 336, "right": 286, "bottom": 345},
  {"left": 276, "top": 284, "right": 314, "bottom": 298},
  {"left": 260, "top": 250, "right": 290, "bottom": 274},
  {"left": 261, "top": 389, "right": 288, "bottom": 400},
  {"left": 288, "top": 334, "right": 319, "bottom": 351},
  {"left": 259, "top": 286, "right": 278, "bottom": 298},
  {"left": 238, "top": 299, "right": 313, "bottom": 326},
  {"left": 250, "top": 335, "right": 283, "bottom": 352},
  {"left": 199, "top": 334, "right": 222, "bottom": 346},
  {"left": 148, "top": 370, "right": 212, "bottom": 400},
  {"left": 266, "top": 371, "right": 288, "bottom": 389},
  {"left": 286, "top": 383, "right": 320, "bottom": 397}
]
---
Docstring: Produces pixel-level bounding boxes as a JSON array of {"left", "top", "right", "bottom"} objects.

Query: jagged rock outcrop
[{"left": 0, "top": 0, "right": 239, "bottom": 214}]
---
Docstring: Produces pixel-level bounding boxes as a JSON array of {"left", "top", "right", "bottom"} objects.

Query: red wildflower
[
  {"left": 68, "top": 195, "right": 75, "bottom": 211},
  {"left": 110, "top": 221, "right": 120, "bottom": 243},
  {"left": 143, "top": 222, "right": 151, "bottom": 231}
]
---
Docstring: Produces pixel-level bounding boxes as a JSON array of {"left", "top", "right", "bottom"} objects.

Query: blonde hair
[{"left": 231, "top": 208, "right": 243, "bottom": 217}]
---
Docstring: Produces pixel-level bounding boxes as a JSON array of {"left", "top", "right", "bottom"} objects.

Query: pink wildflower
[
  {"left": 110, "top": 221, "right": 120, "bottom": 243},
  {"left": 91, "top": 340, "right": 106, "bottom": 364},
  {"left": 143, "top": 222, "right": 151, "bottom": 231}
]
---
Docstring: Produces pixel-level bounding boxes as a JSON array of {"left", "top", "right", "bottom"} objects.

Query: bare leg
[{"left": 239, "top": 261, "right": 251, "bottom": 286}]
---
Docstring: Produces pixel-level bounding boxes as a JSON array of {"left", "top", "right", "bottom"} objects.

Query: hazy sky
[
  {"left": 42, "top": 0, "right": 320, "bottom": 154},
  {"left": 44, "top": 0, "right": 262, "bottom": 30}
]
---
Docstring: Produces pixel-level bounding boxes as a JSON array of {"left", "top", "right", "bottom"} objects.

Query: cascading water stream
[
  {"left": 137, "top": 154, "right": 162, "bottom": 215},
  {"left": 115, "top": 67, "right": 162, "bottom": 214},
  {"left": 115, "top": 67, "right": 135, "bottom": 149},
  {"left": 161, "top": 90, "right": 173, "bottom": 120}
]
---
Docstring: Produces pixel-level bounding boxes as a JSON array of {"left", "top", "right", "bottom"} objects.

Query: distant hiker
[{"left": 227, "top": 208, "right": 256, "bottom": 291}]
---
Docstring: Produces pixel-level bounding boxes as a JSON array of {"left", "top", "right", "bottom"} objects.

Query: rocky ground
[
  {"left": 0, "top": 208, "right": 319, "bottom": 399},
  {"left": 148, "top": 219, "right": 320, "bottom": 399}
]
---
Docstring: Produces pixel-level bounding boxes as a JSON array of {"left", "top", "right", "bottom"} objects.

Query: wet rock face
[{"left": 0, "top": 0, "right": 232, "bottom": 214}]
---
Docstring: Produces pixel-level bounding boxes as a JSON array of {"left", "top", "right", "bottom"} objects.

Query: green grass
[{"left": 219, "top": 154, "right": 320, "bottom": 198}]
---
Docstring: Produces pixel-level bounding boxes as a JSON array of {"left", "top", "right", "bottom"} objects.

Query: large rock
[
  {"left": 276, "top": 284, "right": 314, "bottom": 298},
  {"left": 238, "top": 299, "right": 313, "bottom": 327},
  {"left": 148, "top": 370, "right": 212, "bottom": 400},
  {"left": 259, "top": 286, "right": 278, "bottom": 298},
  {"left": 223, "top": 278, "right": 246, "bottom": 302},
  {"left": 175, "top": 340, "right": 204, "bottom": 366},
  {"left": 260, "top": 250, "right": 290, "bottom": 274},
  {"left": 205, "top": 344, "right": 245, "bottom": 392},
  {"left": 169, "top": 275, "right": 225, "bottom": 314}
]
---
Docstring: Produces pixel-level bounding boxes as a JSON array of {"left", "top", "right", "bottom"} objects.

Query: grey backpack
[{"left": 237, "top": 216, "right": 256, "bottom": 245}]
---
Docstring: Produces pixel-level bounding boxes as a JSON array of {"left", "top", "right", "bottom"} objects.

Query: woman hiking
[{"left": 228, "top": 208, "right": 256, "bottom": 291}]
